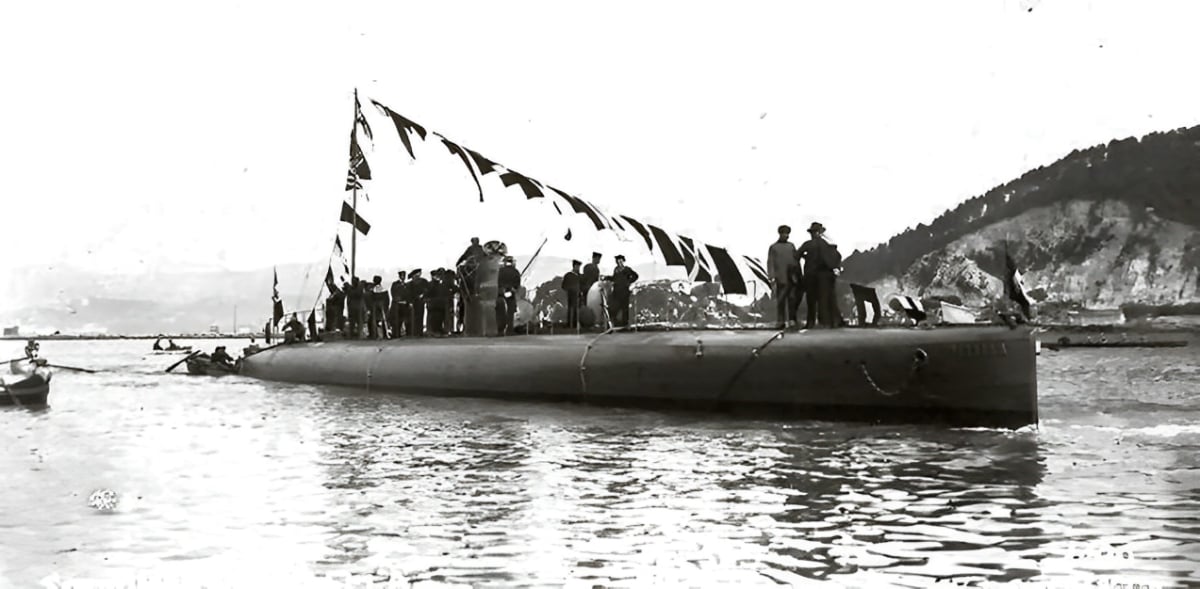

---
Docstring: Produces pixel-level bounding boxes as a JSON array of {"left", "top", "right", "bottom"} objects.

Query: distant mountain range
[{"left": 6, "top": 125, "right": 1199, "bottom": 334}]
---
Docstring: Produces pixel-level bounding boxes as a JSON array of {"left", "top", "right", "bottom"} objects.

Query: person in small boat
[
  {"left": 389, "top": 271, "right": 408, "bottom": 338},
  {"left": 283, "top": 313, "right": 306, "bottom": 343},
  {"left": 581, "top": 252, "right": 602, "bottom": 302},
  {"left": 797, "top": 222, "right": 843, "bottom": 329},
  {"left": 24, "top": 339, "right": 40, "bottom": 359},
  {"left": 456, "top": 237, "right": 486, "bottom": 297},
  {"left": 167, "top": 339, "right": 182, "bottom": 351},
  {"left": 152, "top": 338, "right": 164, "bottom": 351},
  {"left": 408, "top": 269, "right": 429, "bottom": 337},
  {"left": 606, "top": 255, "right": 639, "bottom": 328},
  {"left": 495, "top": 256, "right": 521, "bottom": 336},
  {"left": 210, "top": 345, "right": 235, "bottom": 369},
  {"left": 767, "top": 224, "right": 801, "bottom": 329},
  {"left": 561, "top": 260, "right": 582, "bottom": 329}
]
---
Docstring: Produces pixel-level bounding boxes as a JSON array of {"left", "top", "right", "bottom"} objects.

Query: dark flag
[
  {"left": 307, "top": 310, "right": 318, "bottom": 340},
  {"left": 467, "top": 149, "right": 500, "bottom": 176},
  {"left": 1005, "top": 249, "right": 1032, "bottom": 319},
  {"left": 677, "top": 236, "right": 708, "bottom": 280},
  {"left": 850, "top": 283, "right": 881, "bottom": 326},
  {"left": 705, "top": 245, "right": 747, "bottom": 295},
  {"left": 373, "top": 101, "right": 427, "bottom": 160},
  {"left": 550, "top": 187, "right": 604, "bottom": 230},
  {"left": 441, "top": 138, "right": 485, "bottom": 202},
  {"left": 619, "top": 216, "right": 655, "bottom": 252},
  {"left": 325, "top": 267, "right": 340, "bottom": 294},
  {"left": 500, "top": 170, "right": 545, "bottom": 199},
  {"left": 649, "top": 225, "right": 686, "bottom": 266},
  {"left": 273, "top": 299, "right": 285, "bottom": 327},
  {"left": 888, "top": 295, "right": 927, "bottom": 323},
  {"left": 345, "top": 128, "right": 372, "bottom": 191},
  {"left": 340, "top": 201, "right": 371, "bottom": 235},
  {"left": 353, "top": 90, "right": 373, "bottom": 140},
  {"left": 272, "top": 266, "right": 280, "bottom": 301},
  {"left": 271, "top": 266, "right": 282, "bottom": 336},
  {"left": 742, "top": 256, "right": 770, "bottom": 284}
]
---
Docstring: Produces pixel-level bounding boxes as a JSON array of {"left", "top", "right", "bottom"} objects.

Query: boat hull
[
  {"left": 185, "top": 356, "right": 238, "bottom": 376},
  {"left": 2, "top": 367, "right": 51, "bottom": 406},
  {"left": 240, "top": 326, "right": 1039, "bottom": 428}
]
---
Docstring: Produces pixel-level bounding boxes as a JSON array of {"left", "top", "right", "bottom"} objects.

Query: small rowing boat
[
  {"left": 2, "top": 360, "right": 51, "bottom": 406},
  {"left": 185, "top": 355, "right": 239, "bottom": 377}
]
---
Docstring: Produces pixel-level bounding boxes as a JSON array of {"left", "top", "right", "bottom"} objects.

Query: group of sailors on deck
[{"left": 278, "top": 237, "right": 641, "bottom": 343}]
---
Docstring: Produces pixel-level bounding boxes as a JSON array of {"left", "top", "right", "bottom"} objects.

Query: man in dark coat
[
  {"left": 495, "top": 256, "right": 521, "bottom": 336},
  {"left": 389, "top": 271, "right": 408, "bottom": 338},
  {"left": 797, "top": 222, "right": 843, "bottom": 329},
  {"left": 346, "top": 277, "right": 364, "bottom": 339},
  {"left": 427, "top": 269, "right": 448, "bottom": 336},
  {"left": 607, "top": 255, "right": 639, "bottom": 327},
  {"left": 456, "top": 237, "right": 486, "bottom": 298},
  {"left": 407, "top": 269, "right": 428, "bottom": 337},
  {"left": 326, "top": 283, "right": 346, "bottom": 334},
  {"left": 561, "top": 260, "right": 582, "bottom": 329},
  {"left": 580, "top": 252, "right": 601, "bottom": 303},
  {"left": 283, "top": 313, "right": 306, "bottom": 343},
  {"left": 370, "top": 275, "right": 390, "bottom": 339}
]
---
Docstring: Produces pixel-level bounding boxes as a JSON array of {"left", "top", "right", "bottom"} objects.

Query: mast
[
  {"left": 351, "top": 186, "right": 358, "bottom": 278},
  {"left": 350, "top": 88, "right": 359, "bottom": 279}
]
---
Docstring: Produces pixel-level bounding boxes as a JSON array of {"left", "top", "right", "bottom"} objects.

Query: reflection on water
[{"left": 1, "top": 339, "right": 1198, "bottom": 588}]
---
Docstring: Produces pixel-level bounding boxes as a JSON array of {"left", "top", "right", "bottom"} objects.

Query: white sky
[{"left": 2, "top": 0, "right": 1198, "bottom": 283}]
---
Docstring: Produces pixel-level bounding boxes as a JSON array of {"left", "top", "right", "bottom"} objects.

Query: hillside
[{"left": 842, "top": 125, "right": 1200, "bottom": 309}]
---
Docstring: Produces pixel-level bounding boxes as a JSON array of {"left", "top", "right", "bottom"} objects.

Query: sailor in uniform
[
  {"left": 407, "top": 269, "right": 428, "bottom": 337},
  {"left": 495, "top": 256, "right": 521, "bottom": 336},
  {"left": 607, "top": 255, "right": 639, "bottom": 327},
  {"left": 561, "top": 260, "right": 582, "bottom": 329},
  {"left": 581, "top": 252, "right": 601, "bottom": 303}
]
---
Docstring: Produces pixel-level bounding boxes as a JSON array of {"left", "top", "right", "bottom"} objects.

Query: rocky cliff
[{"left": 842, "top": 125, "right": 1200, "bottom": 310}]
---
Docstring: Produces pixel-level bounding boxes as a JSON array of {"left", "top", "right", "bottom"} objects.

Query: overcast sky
[{"left": 2, "top": 0, "right": 1198, "bottom": 285}]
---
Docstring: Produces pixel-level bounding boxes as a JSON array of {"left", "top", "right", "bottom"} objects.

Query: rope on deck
[
  {"left": 859, "top": 348, "right": 929, "bottom": 397},
  {"left": 578, "top": 326, "right": 638, "bottom": 396},
  {"left": 714, "top": 329, "right": 787, "bottom": 405}
]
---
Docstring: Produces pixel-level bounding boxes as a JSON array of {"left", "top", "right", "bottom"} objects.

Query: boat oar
[
  {"left": 165, "top": 350, "right": 203, "bottom": 373},
  {"left": 3, "top": 356, "right": 28, "bottom": 364},
  {"left": 47, "top": 363, "right": 98, "bottom": 374}
]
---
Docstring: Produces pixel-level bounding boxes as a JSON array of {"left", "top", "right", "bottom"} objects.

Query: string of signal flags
[{"left": 338, "top": 90, "right": 774, "bottom": 296}]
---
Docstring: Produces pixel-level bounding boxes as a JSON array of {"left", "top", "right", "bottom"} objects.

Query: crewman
[
  {"left": 407, "top": 269, "right": 428, "bottom": 337},
  {"left": 456, "top": 237, "right": 486, "bottom": 297},
  {"left": 443, "top": 269, "right": 461, "bottom": 335},
  {"left": 797, "top": 222, "right": 843, "bottom": 329},
  {"left": 607, "top": 255, "right": 639, "bottom": 327},
  {"left": 24, "top": 339, "right": 39, "bottom": 359},
  {"left": 326, "top": 283, "right": 346, "bottom": 334},
  {"left": 561, "top": 260, "right": 582, "bottom": 329},
  {"left": 495, "top": 256, "right": 521, "bottom": 336},
  {"left": 767, "top": 224, "right": 801, "bottom": 329},
  {"left": 371, "top": 275, "right": 390, "bottom": 339},
  {"left": 389, "top": 271, "right": 408, "bottom": 338},
  {"left": 427, "top": 269, "right": 448, "bottom": 336},
  {"left": 346, "top": 277, "right": 364, "bottom": 339},
  {"left": 581, "top": 252, "right": 602, "bottom": 302}
]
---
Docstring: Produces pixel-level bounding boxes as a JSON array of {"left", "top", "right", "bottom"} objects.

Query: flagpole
[{"left": 351, "top": 186, "right": 358, "bottom": 279}]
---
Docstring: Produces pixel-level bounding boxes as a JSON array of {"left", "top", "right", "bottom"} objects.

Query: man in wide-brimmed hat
[{"left": 798, "top": 221, "right": 844, "bottom": 329}]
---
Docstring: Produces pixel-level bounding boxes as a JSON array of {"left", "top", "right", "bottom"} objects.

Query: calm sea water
[{"left": 1, "top": 337, "right": 1198, "bottom": 588}]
